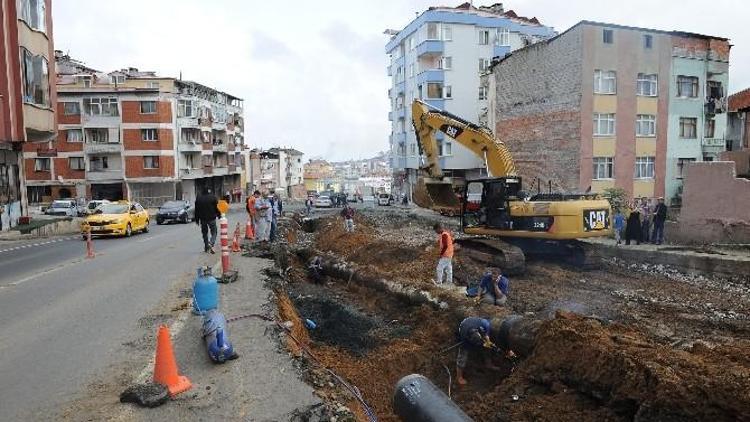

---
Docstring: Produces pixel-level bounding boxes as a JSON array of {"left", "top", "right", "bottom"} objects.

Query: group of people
[
  {"left": 246, "top": 190, "right": 283, "bottom": 243},
  {"left": 613, "top": 197, "right": 668, "bottom": 245}
]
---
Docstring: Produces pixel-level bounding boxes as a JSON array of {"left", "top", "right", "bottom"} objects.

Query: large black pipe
[{"left": 393, "top": 374, "right": 473, "bottom": 422}]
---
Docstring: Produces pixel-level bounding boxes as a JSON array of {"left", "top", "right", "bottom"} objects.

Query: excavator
[{"left": 411, "top": 99, "right": 612, "bottom": 274}]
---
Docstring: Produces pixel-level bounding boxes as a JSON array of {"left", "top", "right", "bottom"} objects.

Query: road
[{"left": 0, "top": 208, "right": 246, "bottom": 421}]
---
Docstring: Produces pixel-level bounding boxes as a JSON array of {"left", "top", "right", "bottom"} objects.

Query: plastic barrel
[
  {"left": 193, "top": 267, "right": 218, "bottom": 314},
  {"left": 393, "top": 374, "right": 473, "bottom": 422}
]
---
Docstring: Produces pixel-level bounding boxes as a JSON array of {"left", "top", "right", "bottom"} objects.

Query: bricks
[
  {"left": 57, "top": 102, "right": 81, "bottom": 125},
  {"left": 24, "top": 159, "right": 49, "bottom": 181},
  {"left": 121, "top": 101, "right": 172, "bottom": 124},
  {"left": 124, "top": 155, "right": 174, "bottom": 178},
  {"left": 54, "top": 157, "right": 85, "bottom": 180},
  {"left": 56, "top": 130, "right": 84, "bottom": 152},
  {"left": 122, "top": 128, "right": 174, "bottom": 150}
]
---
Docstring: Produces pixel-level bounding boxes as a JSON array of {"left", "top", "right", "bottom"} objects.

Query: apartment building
[
  {"left": 488, "top": 21, "right": 730, "bottom": 204},
  {"left": 728, "top": 88, "right": 750, "bottom": 151},
  {"left": 24, "top": 54, "right": 244, "bottom": 206},
  {"left": 0, "top": 0, "right": 56, "bottom": 230},
  {"left": 384, "top": 2, "right": 555, "bottom": 198},
  {"left": 257, "top": 148, "right": 305, "bottom": 199}
]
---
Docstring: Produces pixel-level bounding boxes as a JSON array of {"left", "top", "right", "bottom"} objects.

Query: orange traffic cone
[
  {"left": 85, "top": 228, "right": 95, "bottom": 259},
  {"left": 153, "top": 325, "right": 192, "bottom": 397},
  {"left": 232, "top": 223, "right": 241, "bottom": 252},
  {"left": 245, "top": 218, "right": 254, "bottom": 240}
]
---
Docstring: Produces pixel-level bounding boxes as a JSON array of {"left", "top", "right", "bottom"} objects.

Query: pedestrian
[
  {"left": 336, "top": 195, "right": 342, "bottom": 208},
  {"left": 254, "top": 191, "right": 271, "bottom": 242},
  {"left": 341, "top": 204, "right": 355, "bottom": 232},
  {"left": 246, "top": 190, "right": 258, "bottom": 232},
  {"left": 195, "top": 188, "right": 220, "bottom": 254},
  {"left": 269, "top": 195, "right": 279, "bottom": 242},
  {"left": 402, "top": 195, "right": 408, "bottom": 206},
  {"left": 433, "top": 223, "right": 454, "bottom": 285},
  {"left": 625, "top": 207, "right": 642, "bottom": 245},
  {"left": 640, "top": 198, "right": 652, "bottom": 244},
  {"left": 455, "top": 317, "right": 513, "bottom": 386},
  {"left": 224, "top": 190, "right": 231, "bottom": 203},
  {"left": 477, "top": 267, "right": 509, "bottom": 306},
  {"left": 305, "top": 197, "right": 313, "bottom": 215},
  {"left": 308, "top": 256, "right": 324, "bottom": 284},
  {"left": 330, "top": 195, "right": 336, "bottom": 207},
  {"left": 652, "top": 197, "right": 668, "bottom": 245},
  {"left": 613, "top": 208, "right": 625, "bottom": 245},
  {"left": 277, "top": 196, "right": 284, "bottom": 215}
]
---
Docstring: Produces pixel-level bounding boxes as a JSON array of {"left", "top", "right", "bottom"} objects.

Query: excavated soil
[{"left": 275, "top": 210, "right": 750, "bottom": 421}]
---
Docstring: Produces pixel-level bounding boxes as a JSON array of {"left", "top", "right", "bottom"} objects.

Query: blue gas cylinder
[{"left": 192, "top": 266, "right": 218, "bottom": 314}]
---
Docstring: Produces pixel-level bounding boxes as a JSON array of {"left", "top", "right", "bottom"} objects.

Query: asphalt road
[{"left": 0, "top": 208, "right": 246, "bottom": 421}]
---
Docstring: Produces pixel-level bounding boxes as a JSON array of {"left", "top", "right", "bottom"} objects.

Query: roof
[{"left": 729, "top": 88, "right": 750, "bottom": 112}]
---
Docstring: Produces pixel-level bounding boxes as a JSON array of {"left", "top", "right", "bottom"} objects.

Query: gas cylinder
[
  {"left": 202, "top": 309, "right": 237, "bottom": 363},
  {"left": 192, "top": 266, "right": 218, "bottom": 314}
]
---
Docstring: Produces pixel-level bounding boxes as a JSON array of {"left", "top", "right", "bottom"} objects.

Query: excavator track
[{"left": 455, "top": 238, "right": 526, "bottom": 276}]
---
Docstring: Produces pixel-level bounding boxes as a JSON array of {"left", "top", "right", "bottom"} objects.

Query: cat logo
[
  {"left": 440, "top": 124, "right": 463, "bottom": 139},
  {"left": 583, "top": 209, "right": 610, "bottom": 231}
]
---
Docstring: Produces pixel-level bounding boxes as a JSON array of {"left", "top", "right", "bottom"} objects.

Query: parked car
[
  {"left": 156, "top": 200, "right": 194, "bottom": 224},
  {"left": 362, "top": 195, "right": 376, "bottom": 206},
  {"left": 81, "top": 201, "right": 149, "bottom": 238},
  {"left": 85, "top": 199, "right": 111, "bottom": 215},
  {"left": 377, "top": 193, "right": 391, "bottom": 206},
  {"left": 315, "top": 195, "right": 332, "bottom": 208},
  {"left": 45, "top": 199, "right": 81, "bottom": 217}
]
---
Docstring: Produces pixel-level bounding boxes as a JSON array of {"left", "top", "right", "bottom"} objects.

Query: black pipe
[
  {"left": 492, "top": 315, "right": 542, "bottom": 357},
  {"left": 393, "top": 374, "right": 473, "bottom": 422}
]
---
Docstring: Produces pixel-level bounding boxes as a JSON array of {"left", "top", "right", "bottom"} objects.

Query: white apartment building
[{"left": 385, "top": 3, "right": 555, "bottom": 197}]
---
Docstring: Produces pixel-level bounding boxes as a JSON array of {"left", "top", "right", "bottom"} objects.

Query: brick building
[
  {"left": 0, "top": 0, "right": 57, "bottom": 230},
  {"left": 728, "top": 88, "right": 750, "bottom": 151},
  {"left": 488, "top": 21, "right": 730, "bottom": 204},
  {"left": 24, "top": 54, "right": 244, "bottom": 206}
]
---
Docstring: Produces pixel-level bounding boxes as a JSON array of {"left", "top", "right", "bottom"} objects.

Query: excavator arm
[{"left": 411, "top": 99, "right": 517, "bottom": 178}]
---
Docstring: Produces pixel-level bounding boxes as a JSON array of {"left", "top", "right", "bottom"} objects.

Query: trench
[{"left": 268, "top": 211, "right": 750, "bottom": 422}]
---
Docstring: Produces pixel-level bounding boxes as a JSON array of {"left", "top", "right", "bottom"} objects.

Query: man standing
[
  {"left": 613, "top": 208, "right": 625, "bottom": 245},
  {"left": 305, "top": 197, "right": 313, "bottom": 215},
  {"left": 478, "top": 267, "right": 509, "bottom": 306},
  {"left": 434, "top": 223, "right": 454, "bottom": 285},
  {"left": 254, "top": 191, "right": 271, "bottom": 242},
  {"left": 640, "top": 198, "right": 652, "bottom": 244},
  {"left": 269, "top": 195, "right": 279, "bottom": 242},
  {"left": 246, "top": 190, "right": 258, "bottom": 232},
  {"left": 625, "top": 207, "right": 641, "bottom": 245},
  {"left": 341, "top": 205, "right": 355, "bottom": 232},
  {"left": 652, "top": 197, "right": 668, "bottom": 245},
  {"left": 195, "top": 188, "right": 220, "bottom": 254}
]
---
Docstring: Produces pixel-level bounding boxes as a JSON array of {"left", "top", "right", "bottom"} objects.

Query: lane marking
[{"left": 0, "top": 236, "right": 78, "bottom": 254}]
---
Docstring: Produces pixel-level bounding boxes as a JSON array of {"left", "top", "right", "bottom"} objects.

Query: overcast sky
[{"left": 53, "top": 0, "right": 749, "bottom": 161}]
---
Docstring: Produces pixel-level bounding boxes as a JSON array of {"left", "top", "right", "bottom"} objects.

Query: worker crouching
[
  {"left": 455, "top": 317, "right": 515, "bottom": 386},
  {"left": 478, "top": 267, "right": 509, "bottom": 306}
]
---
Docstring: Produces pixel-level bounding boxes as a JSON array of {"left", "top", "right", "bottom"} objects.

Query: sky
[{"left": 52, "top": 0, "right": 750, "bottom": 162}]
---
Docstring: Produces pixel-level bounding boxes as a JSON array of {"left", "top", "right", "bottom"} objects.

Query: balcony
[
  {"left": 705, "top": 98, "right": 727, "bottom": 115},
  {"left": 179, "top": 140, "right": 202, "bottom": 152},
  {"left": 492, "top": 45, "right": 511, "bottom": 59},
  {"left": 395, "top": 81, "right": 405, "bottom": 95},
  {"left": 85, "top": 142, "right": 121, "bottom": 154},
  {"left": 416, "top": 69, "right": 444, "bottom": 85},
  {"left": 702, "top": 138, "right": 726, "bottom": 152},
  {"left": 180, "top": 167, "right": 204, "bottom": 179},
  {"left": 81, "top": 113, "right": 120, "bottom": 127},
  {"left": 88, "top": 169, "right": 123, "bottom": 181},
  {"left": 416, "top": 40, "right": 443, "bottom": 57},
  {"left": 203, "top": 165, "right": 213, "bottom": 175},
  {"left": 423, "top": 99, "right": 445, "bottom": 110},
  {"left": 177, "top": 116, "right": 200, "bottom": 128}
]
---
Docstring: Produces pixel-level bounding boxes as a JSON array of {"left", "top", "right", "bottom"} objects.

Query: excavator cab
[{"left": 462, "top": 177, "right": 523, "bottom": 230}]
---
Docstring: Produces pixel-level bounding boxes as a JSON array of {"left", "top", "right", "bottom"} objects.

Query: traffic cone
[
  {"left": 245, "top": 218, "right": 254, "bottom": 240},
  {"left": 153, "top": 325, "right": 192, "bottom": 397},
  {"left": 231, "top": 223, "right": 241, "bottom": 252},
  {"left": 85, "top": 228, "right": 95, "bottom": 259}
]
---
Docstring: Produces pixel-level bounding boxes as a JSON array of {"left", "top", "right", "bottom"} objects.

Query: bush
[{"left": 602, "top": 187, "right": 628, "bottom": 212}]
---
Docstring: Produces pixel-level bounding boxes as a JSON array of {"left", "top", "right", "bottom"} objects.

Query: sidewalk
[{"left": 128, "top": 256, "right": 320, "bottom": 421}]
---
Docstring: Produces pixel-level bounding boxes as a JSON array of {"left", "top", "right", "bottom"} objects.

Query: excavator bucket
[{"left": 413, "top": 177, "right": 461, "bottom": 211}]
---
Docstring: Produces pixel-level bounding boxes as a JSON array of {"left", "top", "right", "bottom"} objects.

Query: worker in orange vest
[
  {"left": 246, "top": 190, "right": 258, "bottom": 231},
  {"left": 433, "top": 222, "right": 454, "bottom": 285}
]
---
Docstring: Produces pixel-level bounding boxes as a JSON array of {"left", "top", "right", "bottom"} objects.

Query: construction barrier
[
  {"left": 245, "top": 218, "right": 254, "bottom": 240},
  {"left": 220, "top": 215, "right": 230, "bottom": 275},
  {"left": 153, "top": 325, "right": 192, "bottom": 397},
  {"left": 86, "top": 228, "right": 95, "bottom": 259},
  {"left": 232, "top": 223, "right": 241, "bottom": 252}
]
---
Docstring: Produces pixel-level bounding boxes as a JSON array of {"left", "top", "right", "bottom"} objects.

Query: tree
[{"left": 602, "top": 187, "right": 627, "bottom": 212}]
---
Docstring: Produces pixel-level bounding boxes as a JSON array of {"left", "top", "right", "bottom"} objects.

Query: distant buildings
[
  {"left": 385, "top": 2, "right": 556, "bottom": 199},
  {"left": 303, "top": 153, "right": 391, "bottom": 195},
  {"left": 253, "top": 147, "right": 305, "bottom": 199},
  {"left": 24, "top": 53, "right": 244, "bottom": 206},
  {"left": 0, "top": 0, "right": 56, "bottom": 230},
  {"left": 728, "top": 88, "right": 750, "bottom": 152},
  {"left": 488, "top": 20, "right": 731, "bottom": 204}
]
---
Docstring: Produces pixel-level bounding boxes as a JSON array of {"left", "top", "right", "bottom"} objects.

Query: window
[
  {"left": 496, "top": 28, "right": 510, "bottom": 46},
  {"left": 90, "top": 156, "right": 109, "bottom": 171},
  {"left": 21, "top": 48, "right": 50, "bottom": 106},
  {"left": 603, "top": 29, "right": 614, "bottom": 44},
  {"left": 677, "top": 76, "right": 699, "bottom": 98},
  {"left": 408, "top": 64, "right": 414, "bottom": 77},
  {"left": 443, "top": 85, "right": 452, "bottom": 99},
  {"left": 67, "top": 129, "right": 83, "bottom": 143},
  {"left": 143, "top": 156, "right": 160, "bottom": 169},
  {"left": 636, "top": 114, "right": 656, "bottom": 136},
  {"left": 679, "top": 117, "right": 697, "bottom": 138},
  {"left": 593, "top": 113, "right": 616, "bottom": 136},
  {"left": 439, "top": 56, "right": 452, "bottom": 70},
  {"left": 705, "top": 118, "right": 715, "bottom": 138},
  {"left": 140, "top": 101, "right": 157, "bottom": 114},
  {"left": 594, "top": 70, "right": 616, "bottom": 94},
  {"left": 147, "top": 81, "right": 160, "bottom": 89},
  {"left": 479, "top": 30, "right": 490, "bottom": 45},
  {"left": 83, "top": 97, "right": 119, "bottom": 116},
  {"left": 87, "top": 129, "right": 109, "bottom": 143},
  {"left": 426, "top": 83, "right": 443, "bottom": 99},
  {"left": 592, "top": 157, "right": 614, "bottom": 179},
  {"left": 427, "top": 23, "right": 438, "bottom": 40},
  {"left": 636, "top": 73, "right": 657, "bottom": 96},
  {"left": 63, "top": 102, "right": 80, "bottom": 115},
  {"left": 178, "top": 100, "right": 194, "bottom": 117},
  {"left": 142, "top": 129, "right": 158, "bottom": 141},
  {"left": 479, "top": 86, "right": 488, "bottom": 100},
  {"left": 706, "top": 80, "right": 724, "bottom": 99},
  {"left": 634, "top": 157, "right": 655, "bottom": 178},
  {"left": 77, "top": 75, "right": 92, "bottom": 87},
  {"left": 417, "top": 84, "right": 423, "bottom": 99},
  {"left": 34, "top": 158, "right": 50, "bottom": 172},
  {"left": 442, "top": 141, "right": 452, "bottom": 156},
  {"left": 677, "top": 158, "right": 696, "bottom": 178},
  {"left": 18, "top": 0, "right": 46, "bottom": 32},
  {"left": 69, "top": 157, "right": 85, "bottom": 171},
  {"left": 643, "top": 34, "right": 653, "bottom": 49},
  {"left": 112, "top": 75, "right": 126, "bottom": 85},
  {"left": 442, "top": 25, "right": 452, "bottom": 41},
  {"left": 479, "top": 58, "right": 490, "bottom": 72}
]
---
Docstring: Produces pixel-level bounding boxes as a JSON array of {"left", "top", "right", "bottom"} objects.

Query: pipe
[
  {"left": 393, "top": 374, "right": 473, "bottom": 422},
  {"left": 492, "top": 315, "right": 542, "bottom": 358}
]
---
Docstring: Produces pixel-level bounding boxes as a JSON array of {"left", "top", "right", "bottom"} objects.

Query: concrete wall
[
  {"left": 679, "top": 161, "right": 750, "bottom": 243},
  {"left": 719, "top": 150, "right": 750, "bottom": 176},
  {"left": 491, "top": 26, "right": 583, "bottom": 192}
]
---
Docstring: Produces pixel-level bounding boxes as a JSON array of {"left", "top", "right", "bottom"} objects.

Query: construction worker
[
  {"left": 246, "top": 190, "right": 258, "bottom": 232},
  {"left": 455, "top": 317, "right": 502, "bottom": 386},
  {"left": 341, "top": 204, "right": 355, "bottom": 232},
  {"left": 477, "top": 267, "right": 509, "bottom": 306},
  {"left": 433, "top": 223, "right": 454, "bottom": 285}
]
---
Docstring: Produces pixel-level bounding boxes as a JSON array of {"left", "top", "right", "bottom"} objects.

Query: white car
[
  {"left": 45, "top": 199, "right": 82, "bottom": 217},
  {"left": 315, "top": 195, "right": 332, "bottom": 208},
  {"left": 362, "top": 195, "right": 375, "bottom": 206},
  {"left": 377, "top": 193, "right": 390, "bottom": 206},
  {"left": 85, "top": 199, "right": 111, "bottom": 215}
]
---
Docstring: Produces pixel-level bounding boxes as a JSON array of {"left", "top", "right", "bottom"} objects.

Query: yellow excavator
[{"left": 411, "top": 99, "right": 611, "bottom": 274}]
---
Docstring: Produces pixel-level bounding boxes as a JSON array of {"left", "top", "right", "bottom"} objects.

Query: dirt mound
[{"left": 277, "top": 291, "right": 310, "bottom": 357}]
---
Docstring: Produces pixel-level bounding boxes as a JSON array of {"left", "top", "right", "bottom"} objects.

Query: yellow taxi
[{"left": 81, "top": 201, "right": 150, "bottom": 239}]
